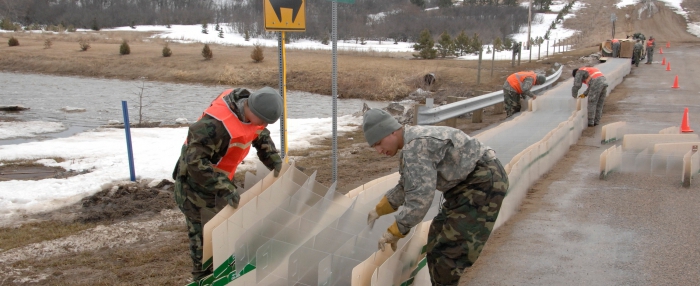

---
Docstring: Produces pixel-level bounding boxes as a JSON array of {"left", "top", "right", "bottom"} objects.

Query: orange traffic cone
[
  {"left": 661, "top": 57, "right": 666, "bottom": 65},
  {"left": 660, "top": 48, "right": 664, "bottom": 54},
  {"left": 681, "top": 107, "right": 693, "bottom": 133},
  {"left": 666, "top": 62, "right": 671, "bottom": 71},
  {"left": 666, "top": 41, "right": 670, "bottom": 48},
  {"left": 672, "top": 75, "right": 680, "bottom": 89}
]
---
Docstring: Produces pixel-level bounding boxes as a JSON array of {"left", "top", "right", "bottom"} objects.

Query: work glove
[
  {"left": 222, "top": 190, "right": 240, "bottom": 208},
  {"left": 378, "top": 222, "right": 406, "bottom": 252},
  {"left": 367, "top": 196, "right": 398, "bottom": 229},
  {"left": 578, "top": 94, "right": 587, "bottom": 98},
  {"left": 273, "top": 161, "right": 282, "bottom": 177}
]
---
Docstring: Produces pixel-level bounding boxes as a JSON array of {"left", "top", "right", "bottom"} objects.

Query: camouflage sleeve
[
  {"left": 252, "top": 127, "right": 282, "bottom": 170},
  {"left": 572, "top": 72, "right": 585, "bottom": 98},
  {"left": 391, "top": 138, "right": 442, "bottom": 234},
  {"left": 183, "top": 115, "right": 237, "bottom": 196},
  {"left": 521, "top": 77, "right": 535, "bottom": 98}
]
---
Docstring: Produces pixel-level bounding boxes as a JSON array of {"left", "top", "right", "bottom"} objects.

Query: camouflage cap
[
  {"left": 535, "top": 74, "right": 546, "bottom": 85},
  {"left": 248, "top": 87, "right": 282, "bottom": 124},
  {"left": 363, "top": 108, "right": 401, "bottom": 146}
]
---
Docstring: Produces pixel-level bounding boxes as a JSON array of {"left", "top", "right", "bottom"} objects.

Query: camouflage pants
[
  {"left": 503, "top": 89, "right": 522, "bottom": 118},
  {"left": 426, "top": 158, "right": 509, "bottom": 286},
  {"left": 646, "top": 47, "right": 654, "bottom": 63},
  {"left": 632, "top": 49, "right": 642, "bottom": 67},
  {"left": 174, "top": 178, "right": 228, "bottom": 281},
  {"left": 612, "top": 42, "right": 620, "bottom": 58},
  {"left": 586, "top": 77, "right": 608, "bottom": 126}
]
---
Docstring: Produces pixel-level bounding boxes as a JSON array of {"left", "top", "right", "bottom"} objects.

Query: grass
[{"left": 0, "top": 220, "right": 95, "bottom": 252}]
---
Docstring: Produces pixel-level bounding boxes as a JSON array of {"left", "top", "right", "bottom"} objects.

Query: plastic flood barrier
[{"left": 196, "top": 58, "right": 632, "bottom": 286}]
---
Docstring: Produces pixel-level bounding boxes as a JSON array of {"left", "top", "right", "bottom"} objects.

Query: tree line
[{"left": 1, "top": 0, "right": 535, "bottom": 45}]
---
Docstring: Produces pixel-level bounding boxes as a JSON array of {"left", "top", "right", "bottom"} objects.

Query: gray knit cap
[
  {"left": 362, "top": 108, "right": 402, "bottom": 146},
  {"left": 535, "top": 74, "right": 546, "bottom": 85},
  {"left": 248, "top": 87, "right": 282, "bottom": 124}
]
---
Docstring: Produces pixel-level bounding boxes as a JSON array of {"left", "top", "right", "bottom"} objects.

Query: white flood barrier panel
[
  {"left": 601, "top": 121, "right": 626, "bottom": 144},
  {"left": 659, "top": 126, "right": 680, "bottom": 134},
  {"left": 600, "top": 145, "right": 622, "bottom": 179},
  {"left": 682, "top": 149, "right": 700, "bottom": 188},
  {"left": 621, "top": 134, "right": 699, "bottom": 152},
  {"left": 201, "top": 59, "right": 632, "bottom": 286}
]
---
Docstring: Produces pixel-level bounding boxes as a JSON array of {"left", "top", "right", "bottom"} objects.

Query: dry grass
[
  {"left": 0, "top": 221, "right": 95, "bottom": 252},
  {"left": 0, "top": 31, "right": 535, "bottom": 100}
]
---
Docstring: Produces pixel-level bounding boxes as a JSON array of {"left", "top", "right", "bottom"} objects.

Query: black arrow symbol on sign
[{"left": 269, "top": 0, "right": 303, "bottom": 23}]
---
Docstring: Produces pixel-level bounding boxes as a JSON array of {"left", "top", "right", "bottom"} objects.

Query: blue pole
[{"left": 121, "top": 101, "right": 136, "bottom": 181}]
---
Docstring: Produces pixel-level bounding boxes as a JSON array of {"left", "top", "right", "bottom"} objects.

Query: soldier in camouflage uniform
[
  {"left": 502, "top": 72, "right": 546, "bottom": 117},
  {"left": 572, "top": 67, "right": 608, "bottom": 127},
  {"left": 645, "top": 36, "right": 655, "bottom": 64},
  {"left": 363, "top": 109, "right": 509, "bottom": 286},
  {"left": 632, "top": 40, "right": 644, "bottom": 67},
  {"left": 172, "top": 87, "right": 283, "bottom": 282}
]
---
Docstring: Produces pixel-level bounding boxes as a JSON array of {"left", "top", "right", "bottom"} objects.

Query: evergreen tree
[
  {"left": 162, "top": 43, "right": 172, "bottom": 57},
  {"left": 493, "top": 37, "right": 503, "bottom": 52},
  {"left": 410, "top": 0, "right": 425, "bottom": 8},
  {"left": 215, "top": 23, "right": 220, "bottom": 31},
  {"left": 437, "top": 0, "right": 453, "bottom": 9},
  {"left": 454, "top": 30, "right": 470, "bottom": 56},
  {"left": 436, "top": 31, "right": 454, "bottom": 58},
  {"left": 218, "top": 29, "right": 224, "bottom": 38},
  {"left": 469, "top": 33, "right": 482, "bottom": 54},
  {"left": 202, "top": 22, "right": 208, "bottom": 34},
  {"left": 120, "top": 40, "right": 130, "bottom": 55},
  {"left": 502, "top": 0, "right": 518, "bottom": 6},
  {"left": 91, "top": 17, "right": 100, "bottom": 31},
  {"left": 244, "top": 30, "right": 250, "bottom": 41},
  {"left": 503, "top": 37, "right": 513, "bottom": 51},
  {"left": 413, "top": 29, "right": 436, "bottom": 59},
  {"left": 202, "top": 44, "right": 213, "bottom": 60}
]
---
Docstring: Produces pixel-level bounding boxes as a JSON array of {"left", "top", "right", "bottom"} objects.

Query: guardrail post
[
  {"left": 413, "top": 103, "right": 424, "bottom": 126},
  {"left": 494, "top": 102, "right": 505, "bottom": 115},
  {"left": 472, "top": 108, "right": 483, "bottom": 123},
  {"left": 477, "top": 49, "right": 482, "bottom": 85}
]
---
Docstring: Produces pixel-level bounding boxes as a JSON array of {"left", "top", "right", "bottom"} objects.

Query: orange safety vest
[
  {"left": 578, "top": 67, "right": 603, "bottom": 85},
  {"left": 646, "top": 39, "right": 654, "bottom": 47},
  {"left": 506, "top": 71, "right": 538, "bottom": 94},
  {"left": 187, "top": 89, "right": 264, "bottom": 180}
]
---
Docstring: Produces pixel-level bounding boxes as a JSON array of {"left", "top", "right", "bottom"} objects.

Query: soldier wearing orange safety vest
[
  {"left": 572, "top": 67, "right": 608, "bottom": 127},
  {"left": 611, "top": 39, "right": 621, "bottom": 58},
  {"left": 645, "top": 36, "right": 655, "bottom": 64},
  {"left": 502, "top": 71, "right": 546, "bottom": 117},
  {"left": 172, "top": 87, "right": 283, "bottom": 282}
]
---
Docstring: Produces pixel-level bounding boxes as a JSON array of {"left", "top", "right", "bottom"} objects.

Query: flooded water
[{"left": 0, "top": 72, "right": 387, "bottom": 143}]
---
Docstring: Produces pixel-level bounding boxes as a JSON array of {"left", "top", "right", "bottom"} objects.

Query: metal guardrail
[{"left": 416, "top": 65, "right": 564, "bottom": 125}]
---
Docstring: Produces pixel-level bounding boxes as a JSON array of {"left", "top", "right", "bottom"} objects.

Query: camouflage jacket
[
  {"left": 633, "top": 42, "right": 644, "bottom": 51},
  {"left": 385, "top": 125, "right": 491, "bottom": 234},
  {"left": 503, "top": 77, "right": 536, "bottom": 98},
  {"left": 172, "top": 88, "right": 282, "bottom": 196},
  {"left": 572, "top": 69, "right": 606, "bottom": 98}
]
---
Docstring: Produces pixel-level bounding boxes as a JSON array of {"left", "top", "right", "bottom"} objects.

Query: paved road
[{"left": 461, "top": 43, "right": 700, "bottom": 285}]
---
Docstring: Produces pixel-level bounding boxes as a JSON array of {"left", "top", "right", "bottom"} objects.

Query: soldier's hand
[
  {"left": 378, "top": 230, "right": 400, "bottom": 252},
  {"left": 367, "top": 209, "right": 380, "bottom": 229},
  {"left": 223, "top": 191, "right": 239, "bottom": 208}
]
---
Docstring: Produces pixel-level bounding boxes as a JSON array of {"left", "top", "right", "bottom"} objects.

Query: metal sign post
[{"left": 264, "top": 0, "right": 306, "bottom": 162}]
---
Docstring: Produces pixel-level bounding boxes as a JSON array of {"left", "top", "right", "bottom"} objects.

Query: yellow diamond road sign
[{"left": 264, "top": 0, "right": 306, "bottom": 32}]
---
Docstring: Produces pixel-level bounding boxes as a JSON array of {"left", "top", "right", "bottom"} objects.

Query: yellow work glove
[
  {"left": 578, "top": 94, "right": 587, "bottom": 98},
  {"left": 367, "top": 196, "right": 397, "bottom": 229},
  {"left": 378, "top": 221, "right": 406, "bottom": 252}
]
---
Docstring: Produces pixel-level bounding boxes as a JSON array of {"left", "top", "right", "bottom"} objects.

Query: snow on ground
[
  {"left": 617, "top": 0, "right": 689, "bottom": 19},
  {"left": 0, "top": 115, "right": 361, "bottom": 223},
  {"left": 688, "top": 22, "right": 700, "bottom": 37},
  {"left": 0, "top": 121, "right": 65, "bottom": 139}
]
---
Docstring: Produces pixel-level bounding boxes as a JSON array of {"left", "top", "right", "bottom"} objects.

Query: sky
[{"left": 1, "top": 0, "right": 698, "bottom": 224}]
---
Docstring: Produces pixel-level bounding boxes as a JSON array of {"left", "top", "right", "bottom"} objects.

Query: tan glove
[
  {"left": 367, "top": 196, "right": 397, "bottom": 229},
  {"left": 378, "top": 221, "right": 406, "bottom": 252},
  {"left": 578, "top": 94, "right": 587, "bottom": 98}
]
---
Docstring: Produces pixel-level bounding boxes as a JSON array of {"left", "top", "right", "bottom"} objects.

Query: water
[{"left": 0, "top": 72, "right": 387, "bottom": 143}]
